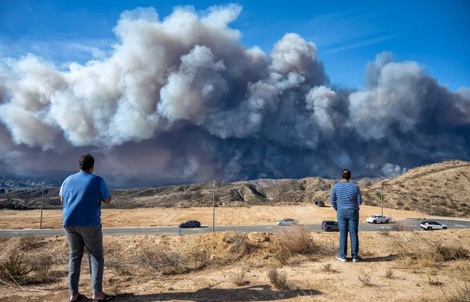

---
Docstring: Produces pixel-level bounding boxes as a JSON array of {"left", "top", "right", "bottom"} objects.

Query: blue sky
[{"left": 1, "top": 0, "right": 469, "bottom": 91}]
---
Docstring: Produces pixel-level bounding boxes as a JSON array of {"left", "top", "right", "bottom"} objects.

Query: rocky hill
[{"left": 1, "top": 160, "right": 469, "bottom": 217}]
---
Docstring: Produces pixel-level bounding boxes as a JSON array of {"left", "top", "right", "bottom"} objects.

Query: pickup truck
[{"left": 366, "top": 214, "right": 392, "bottom": 224}]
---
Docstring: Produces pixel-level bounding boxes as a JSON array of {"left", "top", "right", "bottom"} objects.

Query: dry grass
[
  {"left": 321, "top": 263, "right": 337, "bottom": 273},
  {"left": 223, "top": 231, "right": 251, "bottom": 256},
  {"left": 267, "top": 268, "right": 288, "bottom": 290},
  {"left": 18, "top": 236, "right": 42, "bottom": 251},
  {"left": 277, "top": 225, "right": 314, "bottom": 254},
  {"left": 444, "top": 284, "right": 470, "bottom": 302},
  {"left": 358, "top": 271, "right": 373, "bottom": 287},
  {"left": 227, "top": 269, "right": 249, "bottom": 286},
  {"left": 392, "top": 232, "right": 469, "bottom": 268},
  {"left": 385, "top": 268, "right": 394, "bottom": 279},
  {"left": 0, "top": 226, "right": 470, "bottom": 301},
  {"left": 0, "top": 252, "right": 33, "bottom": 284},
  {"left": 273, "top": 247, "right": 292, "bottom": 264}
]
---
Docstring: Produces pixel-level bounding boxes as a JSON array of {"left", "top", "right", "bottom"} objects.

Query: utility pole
[
  {"left": 212, "top": 180, "right": 215, "bottom": 233},
  {"left": 380, "top": 181, "right": 384, "bottom": 216},
  {"left": 40, "top": 185, "right": 44, "bottom": 229}
]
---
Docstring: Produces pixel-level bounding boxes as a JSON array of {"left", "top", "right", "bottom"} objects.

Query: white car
[
  {"left": 420, "top": 221, "right": 447, "bottom": 230},
  {"left": 366, "top": 214, "right": 392, "bottom": 224},
  {"left": 276, "top": 218, "right": 298, "bottom": 226}
]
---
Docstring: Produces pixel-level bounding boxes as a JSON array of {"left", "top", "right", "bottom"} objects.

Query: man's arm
[
  {"left": 357, "top": 187, "right": 363, "bottom": 206},
  {"left": 330, "top": 186, "right": 338, "bottom": 211},
  {"left": 100, "top": 178, "right": 112, "bottom": 204}
]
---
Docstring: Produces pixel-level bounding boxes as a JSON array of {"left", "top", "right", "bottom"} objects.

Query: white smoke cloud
[
  {"left": 0, "top": 5, "right": 469, "bottom": 186},
  {"left": 381, "top": 163, "right": 407, "bottom": 177}
]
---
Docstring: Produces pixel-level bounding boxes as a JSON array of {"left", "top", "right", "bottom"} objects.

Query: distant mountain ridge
[
  {"left": 1, "top": 160, "right": 469, "bottom": 217},
  {"left": 0, "top": 174, "right": 59, "bottom": 190}
]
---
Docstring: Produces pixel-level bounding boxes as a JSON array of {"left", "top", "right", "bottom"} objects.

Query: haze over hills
[{"left": 0, "top": 160, "right": 469, "bottom": 218}]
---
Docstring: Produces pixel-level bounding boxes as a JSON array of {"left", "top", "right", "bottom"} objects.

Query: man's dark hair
[
  {"left": 79, "top": 154, "right": 95, "bottom": 171},
  {"left": 341, "top": 169, "right": 351, "bottom": 180}
]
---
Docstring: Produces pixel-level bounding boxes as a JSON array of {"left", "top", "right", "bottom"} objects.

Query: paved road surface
[{"left": 0, "top": 218, "right": 469, "bottom": 237}]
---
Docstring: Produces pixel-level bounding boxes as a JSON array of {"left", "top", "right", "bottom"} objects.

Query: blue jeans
[
  {"left": 64, "top": 225, "right": 104, "bottom": 296},
  {"left": 337, "top": 208, "right": 359, "bottom": 258}
]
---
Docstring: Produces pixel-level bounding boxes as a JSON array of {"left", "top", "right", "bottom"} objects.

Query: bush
[
  {"left": 136, "top": 247, "right": 186, "bottom": 275},
  {"left": 223, "top": 231, "right": 250, "bottom": 256},
  {"left": 277, "top": 226, "right": 313, "bottom": 254},
  {"left": 267, "top": 268, "right": 288, "bottom": 290},
  {"left": 227, "top": 269, "right": 249, "bottom": 286},
  {"left": 0, "top": 252, "right": 33, "bottom": 284},
  {"left": 18, "top": 237, "right": 42, "bottom": 251},
  {"left": 433, "top": 243, "right": 469, "bottom": 261},
  {"left": 273, "top": 247, "right": 292, "bottom": 264}
]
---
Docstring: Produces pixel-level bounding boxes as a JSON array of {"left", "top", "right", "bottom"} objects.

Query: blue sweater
[
  {"left": 60, "top": 171, "right": 110, "bottom": 226},
  {"left": 330, "top": 181, "right": 362, "bottom": 211}
]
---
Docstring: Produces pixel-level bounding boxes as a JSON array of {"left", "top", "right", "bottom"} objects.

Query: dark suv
[
  {"left": 179, "top": 220, "right": 201, "bottom": 228},
  {"left": 321, "top": 220, "right": 339, "bottom": 232}
]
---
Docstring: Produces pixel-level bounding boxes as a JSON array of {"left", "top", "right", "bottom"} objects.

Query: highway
[{"left": 0, "top": 218, "right": 469, "bottom": 237}]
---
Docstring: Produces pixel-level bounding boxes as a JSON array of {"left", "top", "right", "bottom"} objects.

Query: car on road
[
  {"left": 314, "top": 200, "right": 325, "bottom": 207},
  {"left": 179, "top": 220, "right": 201, "bottom": 228},
  {"left": 419, "top": 221, "right": 447, "bottom": 230},
  {"left": 321, "top": 220, "right": 339, "bottom": 232},
  {"left": 276, "top": 218, "right": 298, "bottom": 226},
  {"left": 366, "top": 214, "right": 392, "bottom": 224}
]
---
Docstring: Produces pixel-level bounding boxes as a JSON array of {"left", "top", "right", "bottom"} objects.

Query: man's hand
[{"left": 102, "top": 197, "right": 111, "bottom": 204}]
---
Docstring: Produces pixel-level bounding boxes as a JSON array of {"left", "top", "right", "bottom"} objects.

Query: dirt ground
[
  {"left": 0, "top": 205, "right": 446, "bottom": 229},
  {"left": 1, "top": 205, "right": 469, "bottom": 302}
]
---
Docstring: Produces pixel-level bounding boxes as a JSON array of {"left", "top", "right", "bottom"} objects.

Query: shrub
[
  {"left": 18, "top": 237, "right": 42, "bottom": 251},
  {"left": 391, "top": 222, "right": 410, "bottom": 231},
  {"left": 267, "top": 268, "right": 288, "bottom": 290},
  {"left": 433, "top": 243, "right": 469, "bottom": 261},
  {"left": 134, "top": 242, "right": 210, "bottom": 275},
  {"left": 379, "top": 230, "right": 390, "bottom": 237},
  {"left": 223, "top": 231, "right": 250, "bottom": 256},
  {"left": 273, "top": 247, "right": 292, "bottom": 264},
  {"left": 0, "top": 252, "right": 33, "bottom": 284},
  {"left": 136, "top": 247, "right": 186, "bottom": 275},
  {"left": 322, "top": 263, "right": 337, "bottom": 273},
  {"left": 385, "top": 268, "right": 394, "bottom": 279},
  {"left": 277, "top": 226, "right": 313, "bottom": 254},
  {"left": 227, "top": 269, "right": 249, "bottom": 286}
]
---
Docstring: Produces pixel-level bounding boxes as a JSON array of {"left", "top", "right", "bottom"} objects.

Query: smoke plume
[{"left": 0, "top": 5, "right": 469, "bottom": 186}]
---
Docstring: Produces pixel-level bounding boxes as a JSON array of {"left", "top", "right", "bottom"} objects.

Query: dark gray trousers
[{"left": 64, "top": 225, "right": 104, "bottom": 296}]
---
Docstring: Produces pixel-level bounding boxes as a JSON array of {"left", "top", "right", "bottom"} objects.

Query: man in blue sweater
[
  {"left": 60, "top": 154, "right": 114, "bottom": 302},
  {"left": 330, "top": 169, "right": 363, "bottom": 262}
]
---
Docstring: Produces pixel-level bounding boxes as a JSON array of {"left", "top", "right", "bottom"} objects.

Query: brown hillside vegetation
[
  {"left": 361, "top": 160, "right": 470, "bottom": 217},
  {"left": 1, "top": 160, "right": 469, "bottom": 218}
]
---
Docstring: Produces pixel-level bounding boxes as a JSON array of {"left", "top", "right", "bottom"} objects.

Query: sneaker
[
  {"left": 336, "top": 255, "right": 347, "bottom": 262},
  {"left": 352, "top": 256, "right": 361, "bottom": 262}
]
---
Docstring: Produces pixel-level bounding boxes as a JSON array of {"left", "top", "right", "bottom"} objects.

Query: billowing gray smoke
[{"left": 0, "top": 5, "right": 469, "bottom": 187}]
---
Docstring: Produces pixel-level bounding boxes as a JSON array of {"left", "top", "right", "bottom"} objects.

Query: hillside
[
  {"left": 361, "top": 160, "right": 470, "bottom": 217},
  {"left": 0, "top": 160, "right": 469, "bottom": 217}
]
